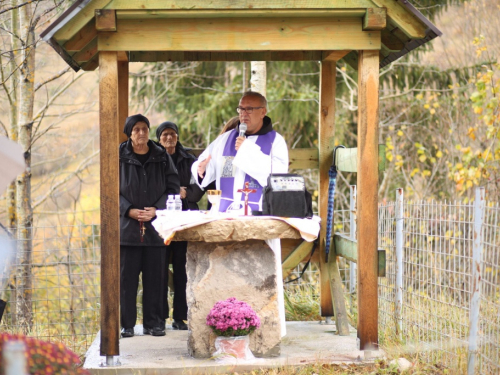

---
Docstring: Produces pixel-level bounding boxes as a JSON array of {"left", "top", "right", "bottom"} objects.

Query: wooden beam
[
  {"left": 370, "top": 0, "right": 426, "bottom": 38},
  {"left": 116, "top": 9, "right": 367, "bottom": 19},
  {"left": 96, "top": 9, "right": 117, "bottom": 32},
  {"left": 98, "top": 18, "right": 381, "bottom": 52},
  {"left": 322, "top": 50, "right": 350, "bottom": 61},
  {"left": 288, "top": 148, "right": 318, "bottom": 170},
  {"left": 63, "top": 20, "right": 97, "bottom": 51},
  {"left": 318, "top": 60, "right": 336, "bottom": 317},
  {"left": 381, "top": 29, "right": 405, "bottom": 52},
  {"left": 334, "top": 234, "right": 357, "bottom": 262},
  {"left": 282, "top": 241, "right": 314, "bottom": 279},
  {"left": 363, "top": 8, "right": 386, "bottom": 31},
  {"left": 80, "top": 54, "right": 99, "bottom": 71},
  {"left": 99, "top": 51, "right": 120, "bottom": 357},
  {"left": 72, "top": 38, "right": 97, "bottom": 63},
  {"left": 335, "top": 145, "right": 386, "bottom": 172},
  {"left": 117, "top": 51, "right": 129, "bottom": 61},
  {"left": 129, "top": 51, "right": 325, "bottom": 62},
  {"left": 327, "top": 258, "right": 350, "bottom": 335},
  {"left": 53, "top": 0, "right": 111, "bottom": 42},
  {"left": 107, "top": 0, "right": 376, "bottom": 10},
  {"left": 281, "top": 238, "right": 320, "bottom": 264},
  {"left": 334, "top": 234, "right": 386, "bottom": 276},
  {"left": 341, "top": 51, "right": 359, "bottom": 71},
  {"left": 118, "top": 61, "right": 129, "bottom": 144},
  {"left": 357, "top": 49, "right": 380, "bottom": 351}
]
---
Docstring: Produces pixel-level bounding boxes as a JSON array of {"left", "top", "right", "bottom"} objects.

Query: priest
[
  {"left": 192, "top": 91, "right": 289, "bottom": 213},
  {"left": 191, "top": 91, "right": 289, "bottom": 336}
]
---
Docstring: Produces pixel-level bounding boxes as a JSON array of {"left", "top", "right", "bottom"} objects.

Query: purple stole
[{"left": 219, "top": 129, "right": 276, "bottom": 212}]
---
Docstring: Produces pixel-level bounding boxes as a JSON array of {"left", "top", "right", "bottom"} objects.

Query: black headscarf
[
  {"left": 123, "top": 114, "right": 150, "bottom": 137},
  {"left": 156, "top": 121, "right": 179, "bottom": 141}
]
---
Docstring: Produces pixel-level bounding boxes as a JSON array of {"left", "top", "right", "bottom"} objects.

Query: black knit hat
[
  {"left": 156, "top": 121, "right": 179, "bottom": 141},
  {"left": 123, "top": 114, "right": 150, "bottom": 137}
]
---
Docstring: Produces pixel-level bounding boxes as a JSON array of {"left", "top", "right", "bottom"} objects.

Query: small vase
[{"left": 214, "top": 335, "right": 252, "bottom": 360}]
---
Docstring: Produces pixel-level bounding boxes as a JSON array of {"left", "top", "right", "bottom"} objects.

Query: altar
[{"left": 153, "top": 213, "right": 319, "bottom": 358}]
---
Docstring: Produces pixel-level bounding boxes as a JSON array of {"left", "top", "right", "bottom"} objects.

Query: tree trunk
[
  {"left": 242, "top": 62, "right": 249, "bottom": 92},
  {"left": 250, "top": 61, "right": 266, "bottom": 96},
  {"left": 7, "top": 0, "right": 19, "bottom": 232},
  {"left": 16, "top": 2, "right": 35, "bottom": 333}
]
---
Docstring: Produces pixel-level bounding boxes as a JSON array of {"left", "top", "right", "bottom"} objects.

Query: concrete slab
[{"left": 84, "top": 322, "right": 381, "bottom": 374}]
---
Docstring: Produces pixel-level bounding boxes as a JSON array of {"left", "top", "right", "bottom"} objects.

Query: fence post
[
  {"left": 349, "top": 185, "right": 357, "bottom": 314},
  {"left": 468, "top": 187, "right": 485, "bottom": 375},
  {"left": 395, "top": 188, "right": 404, "bottom": 340}
]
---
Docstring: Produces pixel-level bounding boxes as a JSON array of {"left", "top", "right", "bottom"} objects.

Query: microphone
[{"left": 239, "top": 123, "right": 247, "bottom": 138}]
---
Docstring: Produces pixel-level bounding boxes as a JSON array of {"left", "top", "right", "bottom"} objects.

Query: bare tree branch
[
  {"left": 34, "top": 66, "right": 71, "bottom": 92},
  {"left": 33, "top": 149, "right": 99, "bottom": 209},
  {"left": 0, "top": 1, "right": 35, "bottom": 17}
]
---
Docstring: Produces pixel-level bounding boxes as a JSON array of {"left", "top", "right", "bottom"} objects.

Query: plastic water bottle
[
  {"left": 166, "top": 195, "right": 175, "bottom": 211},
  {"left": 174, "top": 194, "right": 182, "bottom": 211}
]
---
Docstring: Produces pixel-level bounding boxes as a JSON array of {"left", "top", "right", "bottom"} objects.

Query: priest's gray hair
[{"left": 241, "top": 91, "right": 267, "bottom": 108}]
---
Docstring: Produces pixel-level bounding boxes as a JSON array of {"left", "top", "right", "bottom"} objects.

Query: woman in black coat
[
  {"left": 156, "top": 121, "right": 204, "bottom": 330},
  {"left": 120, "top": 114, "right": 180, "bottom": 338}
]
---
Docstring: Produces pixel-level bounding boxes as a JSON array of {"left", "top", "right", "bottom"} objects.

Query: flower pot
[{"left": 214, "top": 335, "right": 251, "bottom": 360}]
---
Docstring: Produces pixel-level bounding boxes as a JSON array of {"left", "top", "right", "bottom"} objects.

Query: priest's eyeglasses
[{"left": 236, "top": 106, "right": 264, "bottom": 114}]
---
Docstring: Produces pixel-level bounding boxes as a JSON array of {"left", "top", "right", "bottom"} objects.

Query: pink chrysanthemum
[{"left": 206, "top": 297, "right": 261, "bottom": 337}]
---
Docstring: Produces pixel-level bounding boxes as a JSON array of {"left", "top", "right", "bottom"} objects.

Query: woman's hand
[
  {"left": 180, "top": 186, "right": 187, "bottom": 199},
  {"left": 128, "top": 207, "right": 156, "bottom": 221},
  {"left": 140, "top": 207, "right": 157, "bottom": 221}
]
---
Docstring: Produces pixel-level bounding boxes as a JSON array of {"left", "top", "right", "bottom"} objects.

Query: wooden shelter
[{"left": 41, "top": 0, "right": 440, "bottom": 361}]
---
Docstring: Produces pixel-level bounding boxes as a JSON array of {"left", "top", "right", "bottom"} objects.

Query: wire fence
[
  {"left": 377, "top": 187, "right": 499, "bottom": 374},
  {"left": 0, "top": 188, "right": 499, "bottom": 374},
  {"left": 0, "top": 224, "right": 101, "bottom": 356}
]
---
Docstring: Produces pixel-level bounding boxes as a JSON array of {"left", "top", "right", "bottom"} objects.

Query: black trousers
[
  {"left": 166, "top": 241, "right": 188, "bottom": 321},
  {"left": 120, "top": 245, "right": 168, "bottom": 330}
]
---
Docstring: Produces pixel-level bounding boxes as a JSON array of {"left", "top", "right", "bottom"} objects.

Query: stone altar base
[{"left": 186, "top": 239, "right": 281, "bottom": 358}]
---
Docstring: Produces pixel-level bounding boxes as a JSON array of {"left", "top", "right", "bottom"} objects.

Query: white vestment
[{"left": 191, "top": 129, "right": 289, "bottom": 336}]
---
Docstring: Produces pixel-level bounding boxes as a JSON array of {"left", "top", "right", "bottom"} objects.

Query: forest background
[{"left": 0, "top": 0, "right": 499, "bottom": 232}]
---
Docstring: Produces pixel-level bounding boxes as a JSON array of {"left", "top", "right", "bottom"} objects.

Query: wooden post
[
  {"left": 117, "top": 59, "right": 129, "bottom": 144},
  {"left": 356, "top": 50, "right": 380, "bottom": 350},
  {"left": 99, "top": 51, "right": 120, "bottom": 357},
  {"left": 319, "top": 60, "right": 350, "bottom": 334},
  {"left": 318, "top": 60, "right": 335, "bottom": 317}
]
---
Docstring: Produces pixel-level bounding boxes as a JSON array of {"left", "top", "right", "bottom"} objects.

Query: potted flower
[{"left": 206, "top": 297, "right": 260, "bottom": 360}]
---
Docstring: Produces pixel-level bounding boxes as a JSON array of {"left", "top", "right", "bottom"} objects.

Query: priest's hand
[
  {"left": 198, "top": 155, "right": 211, "bottom": 178},
  {"left": 235, "top": 136, "right": 245, "bottom": 151}
]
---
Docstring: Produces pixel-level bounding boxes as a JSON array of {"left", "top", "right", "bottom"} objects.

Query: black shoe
[
  {"left": 121, "top": 328, "right": 134, "bottom": 338},
  {"left": 172, "top": 320, "right": 188, "bottom": 330},
  {"left": 151, "top": 326, "right": 166, "bottom": 336},
  {"left": 143, "top": 327, "right": 152, "bottom": 335}
]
